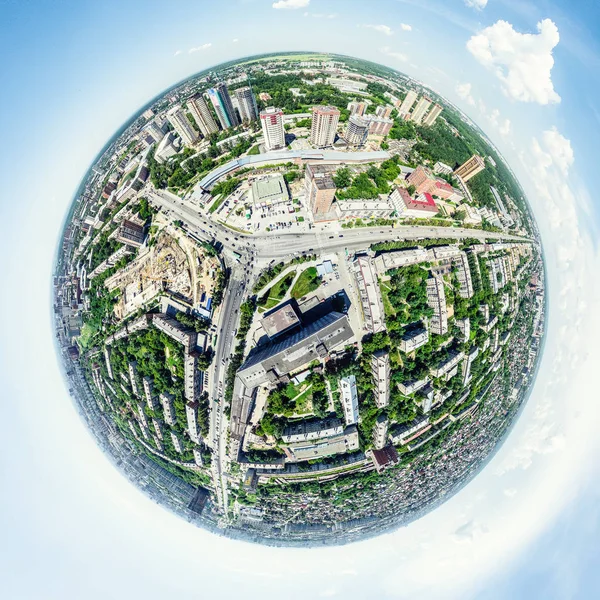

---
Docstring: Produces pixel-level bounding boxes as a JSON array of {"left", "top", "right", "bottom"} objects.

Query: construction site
[{"left": 105, "top": 227, "right": 221, "bottom": 319}]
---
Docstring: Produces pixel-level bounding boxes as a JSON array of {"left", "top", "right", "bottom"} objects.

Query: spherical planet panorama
[{"left": 54, "top": 52, "right": 546, "bottom": 546}]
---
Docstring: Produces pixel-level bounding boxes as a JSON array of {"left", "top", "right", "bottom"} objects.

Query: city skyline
[{"left": 1, "top": 1, "right": 600, "bottom": 599}]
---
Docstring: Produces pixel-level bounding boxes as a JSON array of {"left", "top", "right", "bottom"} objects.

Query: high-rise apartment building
[
  {"left": 423, "top": 103, "right": 443, "bottom": 126},
  {"left": 398, "top": 90, "right": 418, "bottom": 117},
  {"left": 260, "top": 107, "right": 286, "bottom": 151},
  {"left": 347, "top": 101, "right": 367, "bottom": 116},
  {"left": 365, "top": 116, "right": 394, "bottom": 136},
  {"left": 310, "top": 105, "right": 340, "bottom": 147},
  {"left": 372, "top": 351, "right": 390, "bottom": 409},
  {"left": 410, "top": 96, "right": 433, "bottom": 124},
  {"left": 207, "top": 83, "right": 239, "bottom": 129},
  {"left": 345, "top": 115, "right": 369, "bottom": 146},
  {"left": 143, "top": 121, "right": 166, "bottom": 145},
  {"left": 454, "top": 154, "right": 486, "bottom": 182},
  {"left": 340, "top": 375, "right": 359, "bottom": 426},
  {"left": 166, "top": 106, "right": 199, "bottom": 146},
  {"left": 235, "top": 86, "right": 259, "bottom": 122},
  {"left": 187, "top": 94, "right": 219, "bottom": 137},
  {"left": 375, "top": 105, "right": 394, "bottom": 119},
  {"left": 426, "top": 277, "right": 448, "bottom": 335},
  {"left": 305, "top": 163, "right": 337, "bottom": 215}
]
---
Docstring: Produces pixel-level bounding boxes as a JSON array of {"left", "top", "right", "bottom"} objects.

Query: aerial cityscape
[{"left": 54, "top": 52, "right": 545, "bottom": 546}]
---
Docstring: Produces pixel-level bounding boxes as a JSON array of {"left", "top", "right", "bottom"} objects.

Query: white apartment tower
[
  {"left": 187, "top": 94, "right": 219, "bottom": 137},
  {"left": 310, "top": 105, "right": 340, "bottom": 147},
  {"left": 426, "top": 277, "right": 449, "bottom": 335},
  {"left": 398, "top": 90, "right": 418, "bottom": 117},
  {"left": 166, "top": 106, "right": 199, "bottom": 146},
  {"left": 410, "top": 96, "right": 433, "bottom": 124},
  {"left": 345, "top": 115, "right": 370, "bottom": 146},
  {"left": 235, "top": 86, "right": 259, "bottom": 122},
  {"left": 372, "top": 351, "right": 391, "bottom": 408},
  {"left": 186, "top": 401, "right": 201, "bottom": 444},
  {"left": 143, "top": 121, "right": 166, "bottom": 144},
  {"left": 422, "top": 103, "right": 443, "bottom": 126},
  {"left": 340, "top": 375, "right": 359, "bottom": 426},
  {"left": 260, "top": 107, "right": 286, "bottom": 151}
]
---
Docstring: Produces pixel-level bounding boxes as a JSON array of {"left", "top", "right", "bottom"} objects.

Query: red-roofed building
[
  {"left": 433, "top": 180, "right": 464, "bottom": 201},
  {"left": 368, "top": 445, "right": 400, "bottom": 473},
  {"left": 407, "top": 165, "right": 433, "bottom": 193},
  {"left": 389, "top": 186, "right": 438, "bottom": 218},
  {"left": 407, "top": 166, "right": 463, "bottom": 201}
]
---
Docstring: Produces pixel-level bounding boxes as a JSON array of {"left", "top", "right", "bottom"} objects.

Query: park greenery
[
  {"left": 253, "top": 254, "right": 317, "bottom": 293},
  {"left": 290, "top": 266, "right": 321, "bottom": 299},
  {"left": 335, "top": 158, "right": 402, "bottom": 201},
  {"left": 258, "top": 271, "right": 295, "bottom": 309}
]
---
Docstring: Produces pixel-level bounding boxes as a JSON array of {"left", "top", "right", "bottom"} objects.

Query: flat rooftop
[
  {"left": 262, "top": 304, "right": 301, "bottom": 339},
  {"left": 251, "top": 174, "right": 289, "bottom": 202}
]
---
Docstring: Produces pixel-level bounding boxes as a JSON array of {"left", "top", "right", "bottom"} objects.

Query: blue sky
[{"left": 1, "top": 1, "right": 600, "bottom": 598}]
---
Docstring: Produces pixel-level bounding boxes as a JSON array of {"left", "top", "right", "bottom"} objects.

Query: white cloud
[
  {"left": 188, "top": 43, "right": 212, "bottom": 53},
  {"left": 498, "top": 119, "right": 511, "bottom": 137},
  {"left": 364, "top": 24, "right": 394, "bottom": 36},
  {"left": 232, "top": 38, "right": 239, "bottom": 43},
  {"left": 465, "top": 0, "right": 488, "bottom": 10},
  {"left": 400, "top": 23, "right": 412, "bottom": 31},
  {"left": 272, "top": 0, "right": 309, "bottom": 9},
  {"left": 488, "top": 108, "right": 512, "bottom": 137},
  {"left": 380, "top": 46, "right": 408, "bottom": 62},
  {"left": 173, "top": 49, "right": 182, "bottom": 57},
  {"left": 455, "top": 82, "right": 475, "bottom": 106},
  {"left": 541, "top": 127, "right": 574, "bottom": 176},
  {"left": 467, "top": 19, "right": 561, "bottom": 104},
  {"left": 304, "top": 12, "right": 337, "bottom": 19},
  {"left": 504, "top": 488, "right": 518, "bottom": 498},
  {"left": 495, "top": 127, "right": 584, "bottom": 480}
]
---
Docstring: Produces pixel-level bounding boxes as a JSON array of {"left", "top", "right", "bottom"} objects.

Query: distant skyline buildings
[
  {"left": 410, "top": 96, "right": 433, "bottom": 124},
  {"left": 423, "top": 103, "right": 443, "bottom": 126},
  {"left": 399, "top": 90, "right": 418, "bottom": 117},
  {"left": 348, "top": 101, "right": 367, "bottom": 116},
  {"left": 207, "top": 82, "right": 239, "bottom": 129}
]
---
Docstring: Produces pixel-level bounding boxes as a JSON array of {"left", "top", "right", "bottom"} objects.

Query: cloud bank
[{"left": 467, "top": 19, "right": 561, "bottom": 104}]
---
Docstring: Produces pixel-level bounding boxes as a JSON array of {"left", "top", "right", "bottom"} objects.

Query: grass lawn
[
  {"left": 291, "top": 267, "right": 321, "bottom": 299},
  {"left": 283, "top": 382, "right": 313, "bottom": 415},
  {"left": 379, "top": 279, "right": 396, "bottom": 318},
  {"left": 247, "top": 144, "right": 260, "bottom": 155},
  {"left": 259, "top": 271, "right": 296, "bottom": 309},
  {"left": 78, "top": 322, "right": 97, "bottom": 350},
  {"left": 208, "top": 194, "right": 225, "bottom": 213}
]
